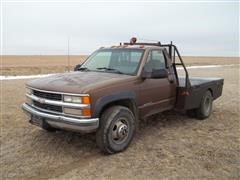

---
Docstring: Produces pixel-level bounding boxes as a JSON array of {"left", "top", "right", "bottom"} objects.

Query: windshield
[{"left": 81, "top": 49, "right": 144, "bottom": 75}]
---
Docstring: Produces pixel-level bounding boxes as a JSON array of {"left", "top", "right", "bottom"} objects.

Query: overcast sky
[{"left": 1, "top": 1, "right": 239, "bottom": 56}]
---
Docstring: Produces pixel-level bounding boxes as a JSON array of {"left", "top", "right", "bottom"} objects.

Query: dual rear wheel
[{"left": 187, "top": 90, "right": 213, "bottom": 120}]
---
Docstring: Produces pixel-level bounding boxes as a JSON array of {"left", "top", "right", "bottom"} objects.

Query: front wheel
[{"left": 96, "top": 106, "right": 135, "bottom": 154}]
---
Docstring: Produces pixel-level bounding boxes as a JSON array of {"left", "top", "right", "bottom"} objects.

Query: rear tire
[
  {"left": 195, "top": 90, "right": 213, "bottom": 120},
  {"left": 96, "top": 106, "right": 135, "bottom": 154}
]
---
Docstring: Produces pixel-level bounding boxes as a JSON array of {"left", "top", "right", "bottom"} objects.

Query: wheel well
[{"left": 99, "top": 99, "right": 137, "bottom": 118}]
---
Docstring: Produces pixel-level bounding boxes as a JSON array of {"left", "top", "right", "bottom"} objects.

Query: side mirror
[
  {"left": 151, "top": 69, "right": 168, "bottom": 78},
  {"left": 74, "top": 64, "right": 81, "bottom": 71},
  {"left": 141, "top": 69, "right": 168, "bottom": 79}
]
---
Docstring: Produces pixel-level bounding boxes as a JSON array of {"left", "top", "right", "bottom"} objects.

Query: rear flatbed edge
[{"left": 176, "top": 77, "right": 224, "bottom": 110}]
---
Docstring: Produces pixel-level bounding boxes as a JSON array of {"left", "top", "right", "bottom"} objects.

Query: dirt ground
[
  {"left": 1, "top": 55, "right": 239, "bottom": 75},
  {"left": 0, "top": 58, "right": 240, "bottom": 179}
]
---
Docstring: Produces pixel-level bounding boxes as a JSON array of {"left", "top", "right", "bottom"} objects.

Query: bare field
[
  {"left": 1, "top": 55, "right": 86, "bottom": 76},
  {"left": 1, "top": 58, "right": 240, "bottom": 179},
  {"left": 1, "top": 55, "right": 239, "bottom": 76}
]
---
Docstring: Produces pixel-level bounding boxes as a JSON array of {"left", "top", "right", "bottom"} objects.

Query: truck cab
[{"left": 22, "top": 38, "right": 223, "bottom": 154}]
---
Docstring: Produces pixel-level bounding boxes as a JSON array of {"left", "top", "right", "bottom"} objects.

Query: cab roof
[{"left": 100, "top": 45, "right": 165, "bottom": 50}]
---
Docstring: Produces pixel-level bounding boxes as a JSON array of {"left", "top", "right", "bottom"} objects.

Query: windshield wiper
[{"left": 96, "top": 67, "right": 123, "bottom": 74}]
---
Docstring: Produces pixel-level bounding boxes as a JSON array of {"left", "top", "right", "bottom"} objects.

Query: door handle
[{"left": 168, "top": 72, "right": 174, "bottom": 83}]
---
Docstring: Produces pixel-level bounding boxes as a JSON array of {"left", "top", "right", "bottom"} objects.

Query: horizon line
[{"left": 0, "top": 54, "right": 239, "bottom": 58}]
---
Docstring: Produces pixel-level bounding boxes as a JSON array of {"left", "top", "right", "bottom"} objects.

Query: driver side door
[{"left": 139, "top": 49, "right": 176, "bottom": 118}]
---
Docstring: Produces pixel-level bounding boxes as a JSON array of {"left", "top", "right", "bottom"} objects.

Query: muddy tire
[
  {"left": 196, "top": 90, "right": 213, "bottom": 120},
  {"left": 96, "top": 106, "right": 135, "bottom": 154}
]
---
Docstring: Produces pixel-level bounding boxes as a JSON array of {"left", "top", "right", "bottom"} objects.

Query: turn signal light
[
  {"left": 82, "top": 108, "right": 91, "bottom": 116},
  {"left": 82, "top": 96, "right": 90, "bottom": 104}
]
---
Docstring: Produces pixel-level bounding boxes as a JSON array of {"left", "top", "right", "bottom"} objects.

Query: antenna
[{"left": 67, "top": 36, "right": 70, "bottom": 72}]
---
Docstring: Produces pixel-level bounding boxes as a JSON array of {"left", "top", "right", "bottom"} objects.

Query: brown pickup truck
[{"left": 22, "top": 38, "right": 224, "bottom": 154}]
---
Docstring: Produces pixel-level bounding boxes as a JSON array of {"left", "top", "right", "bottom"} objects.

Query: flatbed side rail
[{"left": 123, "top": 41, "right": 191, "bottom": 88}]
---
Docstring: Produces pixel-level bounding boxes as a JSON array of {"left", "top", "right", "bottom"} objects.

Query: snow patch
[{"left": 0, "top": 64, "right": 237, "bottom": 81}]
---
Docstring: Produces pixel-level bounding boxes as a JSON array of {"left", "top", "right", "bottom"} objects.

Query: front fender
[{"left": 92, "top": 91, "right": 136, "bottom": 118}]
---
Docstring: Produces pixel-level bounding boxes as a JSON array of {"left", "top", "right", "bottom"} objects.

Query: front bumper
[{"left": 22, "top": 103, "right": 99, "bottom": 132}]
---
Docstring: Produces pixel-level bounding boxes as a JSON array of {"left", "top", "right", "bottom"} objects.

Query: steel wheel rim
[
  {"left": 111, "top": 118, "right": 129, "bottom": 144},
  {"left": 204, "top": 97, "right": 211, "bottom": 114}
]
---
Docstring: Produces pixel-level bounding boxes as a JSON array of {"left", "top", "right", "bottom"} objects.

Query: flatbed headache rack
[{"left": 123, "top": 40, "right": 191, "bottom": 88}]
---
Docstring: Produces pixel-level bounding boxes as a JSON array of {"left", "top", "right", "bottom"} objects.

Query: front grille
[
  {"left": 33, "top": 100, "right": 63, "bottom": 113},
  {"left": 33, "top": 90, "right": 62, "bottom": 101}
]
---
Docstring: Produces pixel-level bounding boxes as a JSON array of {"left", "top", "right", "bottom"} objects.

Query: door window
[{"left": 144, "top": 50, "right": 166, "bottom": 72}]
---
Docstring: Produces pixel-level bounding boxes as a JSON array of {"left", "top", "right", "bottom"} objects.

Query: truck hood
[{"left": 27, "top": 71, "right": 135, "bottom": 94}]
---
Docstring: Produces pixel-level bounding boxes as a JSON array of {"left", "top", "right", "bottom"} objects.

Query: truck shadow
[
  {"left": 136, "top": 110, "right": 196, "bottom": 139},
  {"left": 31, "top": 128, "right": 99, "bottom": 156},
  {"left": 139, "top": 110, "right": 191, "bottom": 129},
  {"left": 31, "top": 110, "right": 193, "bottom": 155},
  {"left": 20, "top": 110, "right": 207, "bottom": 179}
]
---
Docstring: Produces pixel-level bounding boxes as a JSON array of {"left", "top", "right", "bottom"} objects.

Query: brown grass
[
  {"left": 1, "top": 55, "right": 239, "bottom": 76},
  {"left": 1, "top": 57, "right": 240, "bottom": 179},
  {"left": 1, "top": 55, "right": 86, "bottom": 76}
]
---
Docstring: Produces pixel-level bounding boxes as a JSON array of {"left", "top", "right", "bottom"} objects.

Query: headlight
[
  {"left": 63, "top": 108, "right": 82, "bottom": 116},
  {"left": 63, "top": 108, "right": 91, "bottom": 116},
  {"left": 63, "top": 95, "right": 90, "bottom": 104},
  {"left": 64, "top": 95, "right": 82, "bottom": 103},
  {"left": 26, "top": 87, "right": 32, "bottom": 95},
  {"left": 63, "top": 95, "right": 91, "bottom": 116}
]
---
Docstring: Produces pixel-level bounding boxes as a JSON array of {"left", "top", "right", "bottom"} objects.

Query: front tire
[{"left": 96, "top": 106, "right": 135, "bottom": 154}]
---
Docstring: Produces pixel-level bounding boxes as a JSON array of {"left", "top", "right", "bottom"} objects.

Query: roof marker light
[{"left": 130, "top": 37, "right": 137, "bottom": 45}]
